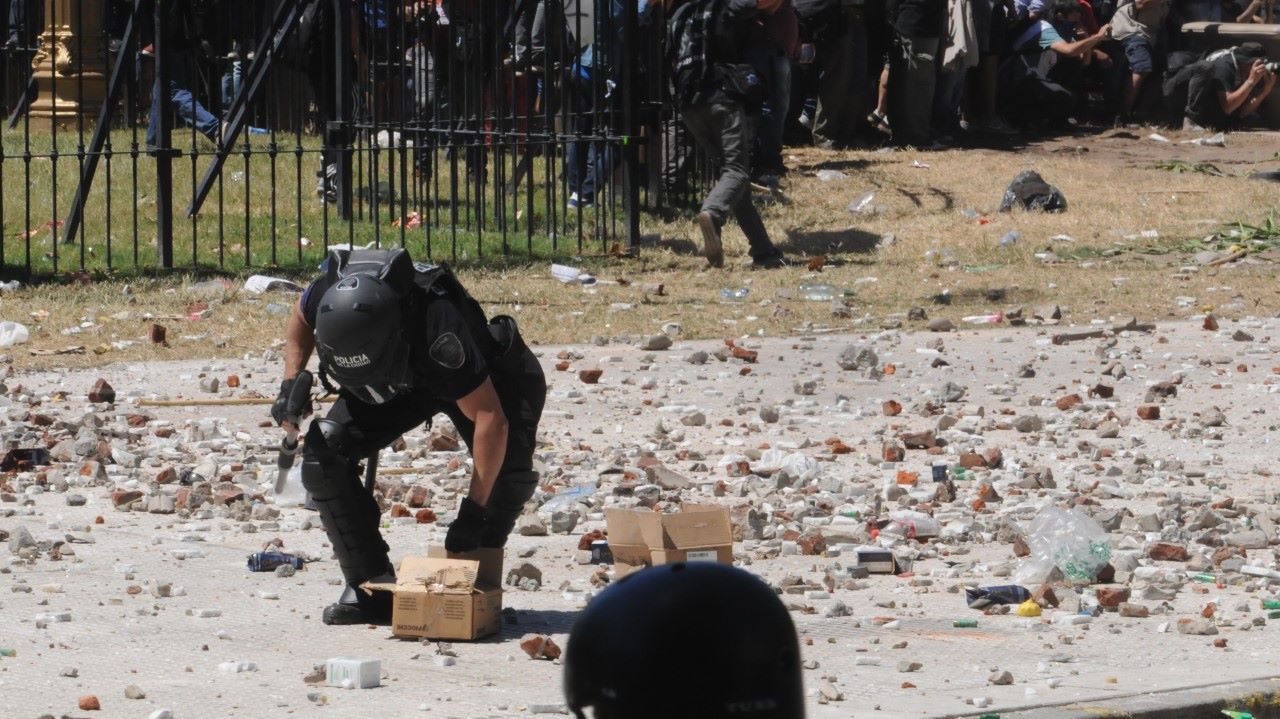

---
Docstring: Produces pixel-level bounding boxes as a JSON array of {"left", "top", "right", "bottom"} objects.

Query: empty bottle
[{"left": 798, "top": 283, "right": 837, "bottom": 301}]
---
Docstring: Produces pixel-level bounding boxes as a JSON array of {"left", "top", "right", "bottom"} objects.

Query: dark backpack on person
[
  {"left": 668, "top": 0, "right": 721, "bottom": 108},
  {"left": 668, "top": 0, "right": 765, "bottom": 110},
  {"left": 313, "top": 248, "right": 501, "bottom": 392}
]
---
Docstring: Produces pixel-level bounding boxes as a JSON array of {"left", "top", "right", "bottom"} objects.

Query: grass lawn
[
  {"left": 1, "top": 126, "right": 629, "bottom": 276},
  {"left": 2, "top": 124, "right": 1280, "bottom": 373}
]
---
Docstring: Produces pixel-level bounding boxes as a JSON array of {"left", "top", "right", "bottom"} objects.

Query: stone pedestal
[{"left": 26, "top": 0, "right": 108, "bottom": 128}]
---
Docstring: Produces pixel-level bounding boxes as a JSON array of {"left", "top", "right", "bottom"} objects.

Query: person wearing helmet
[
  {"left": 272, "top": 247, "right": 546, "bottom": 625},
  {"left": 564, "top": 563, "right": 806, "bottom": 719}
]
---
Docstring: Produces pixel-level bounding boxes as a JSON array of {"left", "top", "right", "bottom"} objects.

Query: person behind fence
[
  {"left": 1000, "top": 6, "right": 1112, "bottom": 126},
  {"left": 1163, "top": 42, "right": 1276, "bottom": 131},
  {"left": 668, "top": 0, "right": 788, "bottom": 270},
  {"left": 564, "top": 562, "right": 805, "bottom": 719},
  {"left": 273, "top": 247, "right": 547, "bottom": 625},
  {"left": 885, "top": 0, "right": 944, "bottom": 147},
  {"left": 1111, "top": 0, "right": 1169, "bottom": 119},
  {"left": 142, "top": 1, "right": 226, "bottom": 149}
]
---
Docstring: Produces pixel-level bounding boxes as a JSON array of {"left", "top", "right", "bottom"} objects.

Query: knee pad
[
  {"left": 300, "top": 420, "right": 390, "bottom": 585},
  {"left": 487, "top": 470, "right": 539, "bottom": 512}
]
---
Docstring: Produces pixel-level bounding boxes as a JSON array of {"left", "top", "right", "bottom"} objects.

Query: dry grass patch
[{"left": 4, "top": 129, "right": 1280, "bottom": 373}]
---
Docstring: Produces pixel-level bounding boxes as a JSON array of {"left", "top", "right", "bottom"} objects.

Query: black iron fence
[{"left": 0, "top": 0, "right": 699, "bottom": 278}]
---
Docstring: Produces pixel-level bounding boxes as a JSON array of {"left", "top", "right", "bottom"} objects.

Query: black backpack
[
  {"left": 314, "top": 248, "right": 499, "bottom": 390},
  {"left": 668, "top": 0, "right": 721, "bottom": 108}
]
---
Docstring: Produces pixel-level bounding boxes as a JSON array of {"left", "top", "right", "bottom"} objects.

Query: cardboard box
[
  {"left": 604, "top": 503, "right": 733, "bottom": 576},
  {"left": 362, "top": 547, "right": 504, "bottom": 641}
]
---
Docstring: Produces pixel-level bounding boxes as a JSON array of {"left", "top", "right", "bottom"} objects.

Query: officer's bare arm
[
  {"left": 455, "top": 378, "right": 509, "bottom": 507},
  {"left": 284, "top": 305, "right": 316, "bottom": 381}
]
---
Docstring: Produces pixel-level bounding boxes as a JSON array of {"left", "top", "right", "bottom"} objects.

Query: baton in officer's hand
[{"left": 275, "top": 370, "right": 314, "bottom": 494}]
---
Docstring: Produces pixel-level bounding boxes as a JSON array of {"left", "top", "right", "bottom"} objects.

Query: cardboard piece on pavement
[
  {"left": 604, "top": 503, "right": 733, "bottom": 576},
  {"left": 362, "top": 547, "right": 504, "bottom": 641}
]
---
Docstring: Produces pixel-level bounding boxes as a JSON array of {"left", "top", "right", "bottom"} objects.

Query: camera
[{"left": 1266, "top": 61, "right": 1280, "bottom": 73}]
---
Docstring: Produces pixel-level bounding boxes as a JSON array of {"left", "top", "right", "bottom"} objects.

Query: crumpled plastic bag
[
  {"left": 0, "top": 320, "right": 30, "bottom": 347},
  {"left": 999, "top": 170, "right": 1067, "bottom": 213},
  {"left": 1014, "top": 506, "right": 1111, "bottom": 585},
  {"left": 754, "top": 449, "right": 819, "bottom": 482},
  {"left": 244, "top": 275, "right": 304, "bottom": 294}
]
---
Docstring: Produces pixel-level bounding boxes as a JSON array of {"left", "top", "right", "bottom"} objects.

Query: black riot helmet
[
  {"left": 564, "top": 563, "right": 805, "bottom": 719},
  {"left": 314, "top": 272, "right": 411, "bottom": 405}
]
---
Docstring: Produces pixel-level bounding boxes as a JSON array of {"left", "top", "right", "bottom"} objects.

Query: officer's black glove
[
  {"left": 270, "top": 378, "right": 312, "bottom": 427},
  {"left": 445, "top": 497, "right": 488, "bottom": 554}
]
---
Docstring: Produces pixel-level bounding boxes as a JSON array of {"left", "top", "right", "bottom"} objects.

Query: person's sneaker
[
  {"left": 695, "top": 211, "right": 724, "bottom": 268},
  {"left": 1182, "top": 118, "right": 1207, "bottom": 133},
  {"left": 752, "top": 254, "right": 788, "bottom": 270},
  {"left": 567, "top": 192, "right": 593, "bottom": 210},
  {"left": 867, "top": 109, "right": 891, "bottom": 133}
]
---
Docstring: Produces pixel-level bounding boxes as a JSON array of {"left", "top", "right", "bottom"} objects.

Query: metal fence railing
[{"left": 0, "top": 0, "right": 701, "bottom": 278}]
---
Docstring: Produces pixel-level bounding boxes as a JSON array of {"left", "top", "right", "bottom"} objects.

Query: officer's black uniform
[{"left": 288, "top": 248, "right": 545, "bottom": 624}]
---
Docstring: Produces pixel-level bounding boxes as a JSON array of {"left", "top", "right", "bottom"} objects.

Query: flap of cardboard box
[
  {"left": 661, "top": 504, "right": 732, "bottom": 549},
  {"left": 604, "top": 508, "right": 664, "bottom": 549},
  {"left": 363, "top": 556, "right": 479, "bottom": 596},
  {"left": 426, "top": 546, "right": 505, "bottom": 589}
]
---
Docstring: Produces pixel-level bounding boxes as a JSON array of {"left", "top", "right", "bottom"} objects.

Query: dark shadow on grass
[
  {"left": 791, "top": 158, "right": 878, "bottom": 174},
  {"left": 778, "top": 227, "right": 881, "bottom": 255},
  {"left": 648, "top": 236, "right": 700, "bottom": 257}
]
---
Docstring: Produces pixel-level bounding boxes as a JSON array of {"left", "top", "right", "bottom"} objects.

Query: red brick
[
  {"left": 88, "top": 378, "right": 116, "bottom": 404},
  {"left": 1056, "top": 393, "right": 1082, "bottom": 411},
  {"left": 1148, "top": 542, "right": 1190, "bottom": 562},
  {"left": 1096, "top": 586, "right": 1130, "bottom": 608}
]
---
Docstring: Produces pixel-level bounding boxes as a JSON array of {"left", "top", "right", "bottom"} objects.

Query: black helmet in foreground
[
  {"left": 564, "top": 563, "right": 805, "bottom": 719},
  {"left": 314, "top": 273, "right": 411, "bottom": 404}
]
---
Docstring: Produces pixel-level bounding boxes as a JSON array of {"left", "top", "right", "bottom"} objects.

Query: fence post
[
  {"left": 331, "top": 0, "right": 353, "bottom": 220},
  {"left": 619, "top": 0, "right": 641, "bottom": 251},
  {"left": 153, "top": 0, "right": 174, "bottom": 268}
]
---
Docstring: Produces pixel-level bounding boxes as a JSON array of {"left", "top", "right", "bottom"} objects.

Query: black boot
[{"left": 322, "top": 572, "right": 395, "bottom": 625}]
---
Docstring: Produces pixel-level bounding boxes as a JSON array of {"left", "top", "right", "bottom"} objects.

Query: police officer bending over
[{"left": 273, "top": 248, "right": 547, "bottom": 625}]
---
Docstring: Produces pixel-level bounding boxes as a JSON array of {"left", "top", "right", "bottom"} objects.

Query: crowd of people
[{"left": 2, "top": 0, "right": 1276, "bottom": 266}]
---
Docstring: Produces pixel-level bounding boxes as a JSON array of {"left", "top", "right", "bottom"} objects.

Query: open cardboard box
[
  {"left": 604, "top": 503, "right": 733, "bottom": 577},
  {"left": 362, "top": 547, "right": 504, "bottom": 641}
]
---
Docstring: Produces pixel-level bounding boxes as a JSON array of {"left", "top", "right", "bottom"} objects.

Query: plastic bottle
[
  {"left": 1241, "top": 565, "right": 1280, "bottom": 581},
  {"left": 1261, "top": 599, "right": 1280, "bottom": 610},
  {"left": 953, "top": 618, "right": 978, "bottom": 628},
  {"left": 883, "top": 510, "right": 941, "bottom": 539},
  {"left": 720, "top": 288, "right": 749, "bottom": 301},
  {"left": 962, "top": 312, "right": 1005, "bottom": 325},
  {"left": 798, "top": 283, "right": 837, "bottom": 301}
]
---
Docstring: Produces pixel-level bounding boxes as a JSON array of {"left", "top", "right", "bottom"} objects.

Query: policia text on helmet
[{"left": 272, "top": 247, "right": 547, "bottom": 625}]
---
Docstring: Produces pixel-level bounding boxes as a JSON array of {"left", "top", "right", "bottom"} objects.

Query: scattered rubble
[{"left": 4, "top": 319, "right": 1280, "bottom": 717}]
